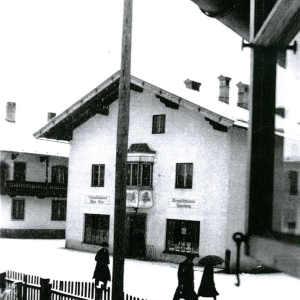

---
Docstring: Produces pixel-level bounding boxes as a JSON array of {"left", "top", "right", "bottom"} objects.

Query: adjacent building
[{"left": 0, "top": 102, "right": 69, "bottom": 238}]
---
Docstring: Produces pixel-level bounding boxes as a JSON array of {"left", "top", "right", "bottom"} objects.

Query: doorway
[{"left": 125, "top": 213, "right": 146, "bottom": 259}]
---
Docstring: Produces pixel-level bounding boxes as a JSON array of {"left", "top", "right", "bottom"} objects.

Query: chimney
[
  {"left": 218, "top": 75, "right": 231, "bottom": 104},
  {"left": 5, "top": 102, "right": 16, "bottom": 123},
  {"left": 47, "top": 112, "right": 56, "bottom": 122},
  {"left": 236, "top": 82, "right": 249, "bottom": 110},
  {"left": 184, "top": 79, "right": 201, "bottom": 92}
]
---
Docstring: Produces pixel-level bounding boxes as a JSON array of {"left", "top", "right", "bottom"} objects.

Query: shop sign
[
  {"left": 126, "top": 190, "right": 154, "bottom": 208},
  {"left": 85, "top": 195, "right": 110, "bottom": 205},
  {"left": 168, "top": 198, "right": 199, "bottom": 209}
]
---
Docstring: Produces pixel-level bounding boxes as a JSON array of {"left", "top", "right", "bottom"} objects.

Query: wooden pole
[{"left": 112, "top": 0, "right": 133, "bottom": 300}]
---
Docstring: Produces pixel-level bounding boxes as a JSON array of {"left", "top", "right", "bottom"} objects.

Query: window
[
  {"left": 13, "top": 162, "right": 26, "bottom": 182},
  {"left": 12, "top": 199, "right": 24, "bottom": 220},
  {"left": 52, "top": 166, "right": 68, "bottom": 184},
  {"left": 175, "top": 163, "right": 193, "bottom": 189},
  {"left": 91, "top": 165, "right": 105, "bottom": 187},
  {"left": 51, "top": 200, "right": 67, "bottom": 221},
  {"left": 289, "top": 171, "right": 298, "bottom": 196},
  {"left": 84, "top": 214, "right": 110, "bottom": 245},
  {"left": 165, "top": 219, "right": 200, "bottom": 254},
  {"left": 127, "top": 162, "right": 153, "bottom": 187},
  {"left": 152, "top": 114, "right": 166, "bottom": 134}
]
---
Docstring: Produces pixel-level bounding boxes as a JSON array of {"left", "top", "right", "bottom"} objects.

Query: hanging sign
[
  {"left": 85, "top": 195, "right": 110, "bottom": 205},
  {"left": 168, "top": 198, "right": 199, "bottom": 209},
  {"left": 126, "top": 190, "right": 154, "bottom": 208}
]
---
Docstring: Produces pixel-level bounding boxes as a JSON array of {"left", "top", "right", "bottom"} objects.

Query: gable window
[
  {"left": 175, "top": 163, "right": 193, "bottom": 189},
  {"left": 12, "top": 199, "right": 24, "bottom": 220},
  {"left": 14, "top": 162, "right": 26, "bottom": 182},
  {"left": 165, "top": 219, "right": 200, "bottom": 254},
  {"left": 51, "top": 200, "right": 67, "bottom": 221},
  {"left": 289, "top": 171, "right": 298, "bottom": 196},
  {"left": 127, "top": 162, "right": 153, "bottom": 187},
  {"left": 92, "top": 165, "right": 105, "bottom": 187},
  {"left": 152, "top": 114, "right": 166, "bottom": 134},
  {"left": 84, "top": 214, "right": 110, "bottom": 245},
  {"left": 52, "top": 166, "right": 68, "bottom": 185}
]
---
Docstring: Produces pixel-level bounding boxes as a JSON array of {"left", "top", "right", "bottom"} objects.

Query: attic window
[{"left": 184, "top": 79, "right": 201, "bottom": 91}]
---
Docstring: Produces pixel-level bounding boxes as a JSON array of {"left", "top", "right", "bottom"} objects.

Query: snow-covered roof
[
  {"left": 34, "top": 70, "right": 249, "bottom": 141},
  {"left": 1, "top": 108, "right": 70, "bottom": 157}
]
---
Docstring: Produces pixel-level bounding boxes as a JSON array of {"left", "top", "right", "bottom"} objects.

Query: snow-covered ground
[{"left": 0, "top": 239, "right": 299, "bottom": 300}]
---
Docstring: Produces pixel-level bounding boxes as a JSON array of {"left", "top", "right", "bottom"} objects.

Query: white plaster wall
[{"left": 65, "top": 88, "right": 235, "bottom": 259}]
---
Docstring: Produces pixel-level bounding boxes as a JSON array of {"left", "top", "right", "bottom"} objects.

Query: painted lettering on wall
[
  {"left": 85, "top": 195, "right": 110, "bottom": 205},
  {"left": 168, "top": 198, "right": 199, "bottom": 209}
]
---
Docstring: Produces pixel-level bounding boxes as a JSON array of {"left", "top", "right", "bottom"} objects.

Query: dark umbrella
[{"left": 199, "top": 255, "right": 223, "bottom": 266}]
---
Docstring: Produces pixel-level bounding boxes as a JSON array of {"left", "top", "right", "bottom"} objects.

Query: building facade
[
  {"left": 0, "top": 103, "right": 69, "bottom": 239},
  {"left": 35, "top": 73, "right": 251, "bottom": 264}
]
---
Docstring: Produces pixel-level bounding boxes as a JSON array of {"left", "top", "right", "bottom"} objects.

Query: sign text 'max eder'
[
  {"left": 168, "top": 198, "right": 199, "bottom": 209},
  {"left": 85, "top": 195, "right": 110, "bottom": 205}
]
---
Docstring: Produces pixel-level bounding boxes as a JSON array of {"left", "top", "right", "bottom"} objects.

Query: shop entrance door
[{"left": 125, "top": 214, "right": 146, "bottom": 258}]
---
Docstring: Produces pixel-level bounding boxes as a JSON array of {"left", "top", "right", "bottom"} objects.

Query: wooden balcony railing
[{"left": 5, "top": 180, "right": 67, "bottom": 198}]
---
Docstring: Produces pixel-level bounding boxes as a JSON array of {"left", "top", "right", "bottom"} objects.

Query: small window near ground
[
  {"left": 152, "top": 114, "right": 166, "bottom": 134},
  {"left": 165, "top": 219, "right": 200, "bottom": 254},
  {"left": 51, "top": 200, "right": 67, "bottom": 221},
  {"left": 175, "top": 163, "right": 193, "bottom": 189},
  {"left": 84, "top": 214, "right": 110, "bottom": 245},
  {"left": 91, "top": 165, "right": 105, "bottom": 187},
  {"left": 12, "top": 199, "right": 25, "bottom": 220}
]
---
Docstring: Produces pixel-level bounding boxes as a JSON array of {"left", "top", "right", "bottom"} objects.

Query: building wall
[
  {"left": 0, "top": 151, "right": 68, "bottom": 238},
  {"left": 65, "top": 88, "right": 238, "bottom": 262}
]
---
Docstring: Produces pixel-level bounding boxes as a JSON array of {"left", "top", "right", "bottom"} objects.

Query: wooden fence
[{"left": 0, "top": 271, "right": 146, "bottom": 300}]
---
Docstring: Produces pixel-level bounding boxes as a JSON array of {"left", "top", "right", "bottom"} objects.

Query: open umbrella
[{"left": 199, "top": 255, "right": 223, "bottom": 266}]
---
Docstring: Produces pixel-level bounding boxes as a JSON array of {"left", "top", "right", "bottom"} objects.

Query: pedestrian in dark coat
[
  {"left": 197, "top": 265, "right": 219, "bottom": 300},
  {"left": 173, "top": 254, "right": 197, "bottom": 300},
  {"left": 92, "top": 242, "right": 111, "bottom": 289}
]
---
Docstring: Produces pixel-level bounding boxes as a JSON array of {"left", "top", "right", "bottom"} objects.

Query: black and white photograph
[{"left": 0, "top": 1, "right": 299, "bottom": 300}]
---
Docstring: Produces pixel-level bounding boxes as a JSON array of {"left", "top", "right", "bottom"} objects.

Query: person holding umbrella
[
  {"left": 173, "top": 253, "right": 198, "bottom": 300},
  {"left": 92, "top": 242, "right": 111, "bottom": 289},
  {"left": 197, "top": 255, "right": 223, "bottom": 300}
]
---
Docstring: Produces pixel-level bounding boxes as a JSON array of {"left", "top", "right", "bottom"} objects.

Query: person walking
[
  {"left": 173, "top": 254, "right": 197, "bottom": 300},
  {"left": 197, "top": 265, "right": 219, "bottom": 300},
  {"left": 197, "top": 255, "right": 223, "bottom": 300},
  {"left": 92, "top": 242, "right": 111, "bottom": 289}
]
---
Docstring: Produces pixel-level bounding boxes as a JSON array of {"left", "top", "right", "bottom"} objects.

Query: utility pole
[{"left": 112, "top": 0, "right": 133, "bottom": 300}]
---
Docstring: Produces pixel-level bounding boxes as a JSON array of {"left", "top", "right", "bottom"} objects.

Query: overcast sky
[{"left": 0, "top": 0, "right": 250, "bottom": 131}]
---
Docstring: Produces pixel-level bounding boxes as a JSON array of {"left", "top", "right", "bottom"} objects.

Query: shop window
[
  {"left": 175, "top": 163, "right": 193, "bottom": 189},
  {"left": 127, "top": 162, "right": 153, "bottom": 187},
  {"left": 152, "top": 114, "right": 166, "bottom": 134},
  {"left": 52, "top": 166, "right": 68, "bottom": 185},
  {"left": 51, "top": 200, "right": 67, "bottom": 221},
  {"left": 84, "top": 214, "right": 110, "bottom": 245},
  {"left": 91, "top": 164, "right": 105, "bottom": 187},
  {"left": 289, "top": 171, "right": 298, "bottom": 195},
  {"left": 12, "top": 199, "right": 24, "bottom": 220},
  {"left": 13, "top": 162, "right": 26, "bottom": 182},
  {"left": 165, "top": 219, "right": 200, "bottom": 254}
]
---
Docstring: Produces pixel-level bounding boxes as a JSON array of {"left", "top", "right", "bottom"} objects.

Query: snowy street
[{"left": 0, "top": 239, "right": 299, "bottom": 300}]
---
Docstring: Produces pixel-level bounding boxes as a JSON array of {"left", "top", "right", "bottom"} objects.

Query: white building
[
  {"left": 0, "top": 102, "right": 69, "bottom": 238},
  {"left": 34, "top": 72, "right": 253, "bottom": 266}
]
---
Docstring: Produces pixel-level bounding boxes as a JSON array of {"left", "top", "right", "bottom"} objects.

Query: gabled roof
[{"left": 34, "top": 71, "right": 243, "bottom": 142}]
